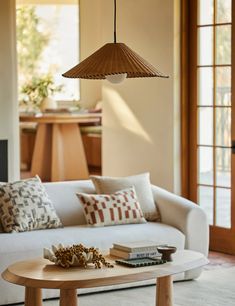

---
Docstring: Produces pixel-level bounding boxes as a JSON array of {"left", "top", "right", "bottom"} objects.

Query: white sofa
[{"left": 0, "top": 180, "right": 209, "bottom": 305}]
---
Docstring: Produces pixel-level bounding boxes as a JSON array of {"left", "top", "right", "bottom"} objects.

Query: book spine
[
  {"left": 128, "top": 251, "right": 160, "bottom": 259},
  {"left": 113, "top": 245, "right": 159, "bottom": 253},
  {"left": 110, "top": 248, "right": 160, "bottom": 259},
  {"left": 131, "top": 247, "right": 159, "bottom": 253}
]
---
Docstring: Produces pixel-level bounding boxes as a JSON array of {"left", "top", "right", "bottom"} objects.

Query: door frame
[{"left": 181, "top": 0, "right": 235, "bottom": 254}]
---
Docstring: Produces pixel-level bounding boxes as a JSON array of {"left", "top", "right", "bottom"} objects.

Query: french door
[{"left": 188, "top": 0, "right": 235, "bottom": 253}]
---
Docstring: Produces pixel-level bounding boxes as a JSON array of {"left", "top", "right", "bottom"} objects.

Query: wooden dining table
[{"left": 20, "top": 112, "right": 102, "bottom": 182}]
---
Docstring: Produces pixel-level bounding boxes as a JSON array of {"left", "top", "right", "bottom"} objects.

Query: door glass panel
[
  {"left": 198, "top": 186, "right": 214, "bottom": 225},
  {"left": 216, "top": 0, "right": 232, "bottom": 24},
  {"left": 198, "top": 147, "right": 213, "bottom": 185},
  {"left": 196, "top": 0, "right": 232, "bottom": 235},
  {"left": 198, "top": 67, "right": 213, "bottom": 105},
  {"left": 216, "top": 25, "right": 231, "bottom": 65},
  {"left": 215, "top": 107, "right": 231, "bottom": 146},
  {"left": 216, "top": 188, "right": 231, "bottom": 228},
  {"left": 198, "top": 27, "right": 213, "bottom": 65},
  {"left": 215, "top": 67, "right": 231, "bottom": 106},
  {"left": 198, "top": 0, "right": 214, "bottom": 25},
  {"left": 216, "top": 148, "right": 231, "bottom": 187},
  {"left": 198, "top": 107, "right": 213, "bottom": 145}
]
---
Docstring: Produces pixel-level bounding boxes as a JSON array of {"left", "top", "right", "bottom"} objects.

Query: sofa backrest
[{"left": 43, "top": 180, "right": 95, "bottom": 226}]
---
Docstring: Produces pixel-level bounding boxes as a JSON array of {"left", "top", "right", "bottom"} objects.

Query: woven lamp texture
[{"left": 62, "top": 43, "right": 169, "bottom": 79}]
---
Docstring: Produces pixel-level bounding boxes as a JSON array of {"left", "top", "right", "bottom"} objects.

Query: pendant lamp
[{"left": 62, "top": 0, "right": 169, "bottom": 84}]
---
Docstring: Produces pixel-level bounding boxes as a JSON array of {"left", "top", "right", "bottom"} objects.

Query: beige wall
[
  {"left": 0, "top": 0, "right": 20, "bottom": 181},
  {"left": 79, "top": 0, "right": 102, "bottom": 108},
  {"left": 99, "top": 0, "right": 181, "bottom": 192},
  {"left": 0, "top": 0, "right": 181, "bottom": 189}
]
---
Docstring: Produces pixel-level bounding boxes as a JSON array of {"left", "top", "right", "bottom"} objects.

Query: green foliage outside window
[
  {"left": 17, "top": 6, "right": 62, "bottom": 109},
  {"left": 17, "top": 6, "right": 49, "bottom": 77}
]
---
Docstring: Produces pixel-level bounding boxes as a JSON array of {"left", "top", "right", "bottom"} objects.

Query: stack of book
[{"left": 110, "top": 241, "right": 165, "bottom": 259}]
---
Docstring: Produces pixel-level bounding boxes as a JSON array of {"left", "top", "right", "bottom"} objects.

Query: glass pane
[
  {"left": 16, "top": 4, "right": 80, "bottom": 103},
  {"left": 198, "top": 186, "right": 213, "bottom": 225},
  {"left": 216, "top": 25, "right": 231, "bottom": 65},
  {"left": 215, "top": 107, "right": 231, "bottom": 146},
  {"left": 215, "top": 67, "right": 231, "bottom": 106},
  {"left": 198, "top": 27, "right": 213, "bottom": 65},
  {"left": 216, "top": 148, "right": 231, "bottom": 187},
  {"left": 198, "top": 107, "right": 213, "bottom": 145},
  {"left": 216, "top": 0, "right": 231, "bottom": 24},
  {"left": 198, "top": 67, "right": 213, "bottom": 105},
  {"left": 216, "top": 188, "right": 231, "bottom": 228},
  {"left": 198, "top": 0, "right": 214, "bottom": 25},
  {"left": 198, "top": 147, "right": 213, "bottom": 185}
]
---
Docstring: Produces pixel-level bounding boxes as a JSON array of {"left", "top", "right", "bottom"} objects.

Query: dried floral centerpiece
[{"left": 44, "top": 243, "right": 114, "bottom": 269}]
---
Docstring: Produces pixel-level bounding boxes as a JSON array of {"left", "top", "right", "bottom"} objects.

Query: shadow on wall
[{"left": 102, "top": 86, "right": 153, "bottom": 144}]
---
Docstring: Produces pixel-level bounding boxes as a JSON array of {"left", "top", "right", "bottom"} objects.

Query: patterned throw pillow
[
  {"left": 91, "top": 173, "right": 160, "bottom": 222},
  {"left": 0, "top": 176, "right": 62, "bottom": 233},
  {"left": 77, "top": 187, "right": 146, "bottom": 226}
]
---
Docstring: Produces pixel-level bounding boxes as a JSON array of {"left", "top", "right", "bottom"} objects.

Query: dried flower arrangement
[{"left": 44, "top": 243, "right": 114, "bottom": 269}]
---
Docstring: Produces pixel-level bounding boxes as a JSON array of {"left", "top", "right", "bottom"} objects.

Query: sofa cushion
[
  {"left": 43, "top": 180, "right": 96, "bottom": 226},
  {"left": 91, "top": 173, "right": 160, "bottom": 222},
  {"left": 0, "top": 176, "right": 62, "bottom": 233},
  {"left": 0, "top": 222, "right": 185, "bottom": 254},
  {"left": 77, "top": 187, "right": 146, "bottom": 226}
]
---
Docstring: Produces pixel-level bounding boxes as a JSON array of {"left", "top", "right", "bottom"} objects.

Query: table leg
[
  {"left": 60, "top": 289, "right": 78, "bottom": 306},
  {"left": 31, "top": 122, "right": 89, "bottom": 181},
  {"left": 25, "top": 287, "right": 42, "bottom": 306},
  {"left": 51, "top": 123, "right": 89, "bottom": 181},
  {"left": 31, "top": 123, "right": 52, "bottom": 181},
  {"left": 156, "top": 275, "right": 173, "bottom": 306}
]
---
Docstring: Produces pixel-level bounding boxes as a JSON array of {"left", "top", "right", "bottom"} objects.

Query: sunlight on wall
[{"left": 103, "top": 86, "right": 153, "bottom": 144}]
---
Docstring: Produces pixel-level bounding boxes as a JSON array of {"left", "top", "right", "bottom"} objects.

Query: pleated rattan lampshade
[
  {"left": 62, "top": 43, "right": 168, "bottom": 80},
  {"left": 63, "top": 0, "right": 168, "bottom": 81}
]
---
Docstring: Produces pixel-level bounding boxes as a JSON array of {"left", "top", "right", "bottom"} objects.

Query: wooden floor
[{"left": 206, "top": 251, "right": 235, "bottom": 270}]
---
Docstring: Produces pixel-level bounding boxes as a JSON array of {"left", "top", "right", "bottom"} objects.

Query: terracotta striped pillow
[{"left": 76, "top": 187, "right": 146, "bottom": 226}]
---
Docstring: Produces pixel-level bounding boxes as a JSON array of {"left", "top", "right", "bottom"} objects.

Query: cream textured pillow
[
  {"left": 0, "top": 176, "right": 62, "bottom": 233},
  {"left": 91, "top": 173, "right": 160, "bottom": 221},
  {"left": 77, "top": 187, "right": 146, "bottom": 226}
]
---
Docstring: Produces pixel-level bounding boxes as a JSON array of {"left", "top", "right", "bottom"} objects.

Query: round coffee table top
[{"left": 2, "top": 250, "right": 208, "bottom": 290}]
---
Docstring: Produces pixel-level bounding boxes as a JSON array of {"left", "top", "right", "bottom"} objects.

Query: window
[{"left": 16, "top": 0, "right": 80, "bottom": 104}]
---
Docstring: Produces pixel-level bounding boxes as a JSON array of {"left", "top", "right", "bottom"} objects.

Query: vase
[{"left": 40, "top": 97, "right": 57, "bottom": 112}]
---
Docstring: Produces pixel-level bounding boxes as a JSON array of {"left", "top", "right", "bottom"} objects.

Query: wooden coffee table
[{"left": 2, "top": 250, "right": 208, "bottom": 306}]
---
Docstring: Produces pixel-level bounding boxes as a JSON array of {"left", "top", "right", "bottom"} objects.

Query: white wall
[
  {"left": 0, "top": 0, "right": 20, "bottom": 181},
  {"left": 99, "top": 0, "right": 181, "bottom": 193}
]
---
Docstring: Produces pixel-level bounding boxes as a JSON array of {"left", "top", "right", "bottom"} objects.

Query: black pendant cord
[{"left": 114, "top": 0, "right": 117, "bottom": 43}]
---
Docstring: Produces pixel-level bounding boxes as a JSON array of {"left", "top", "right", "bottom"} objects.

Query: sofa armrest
[{"left": 151, "top": 185, "right": 209, "bottom": 257}]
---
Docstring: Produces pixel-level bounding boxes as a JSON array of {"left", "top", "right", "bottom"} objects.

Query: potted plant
[{"left": 20, "top": 74, "right": 63, "bottom": 112}]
